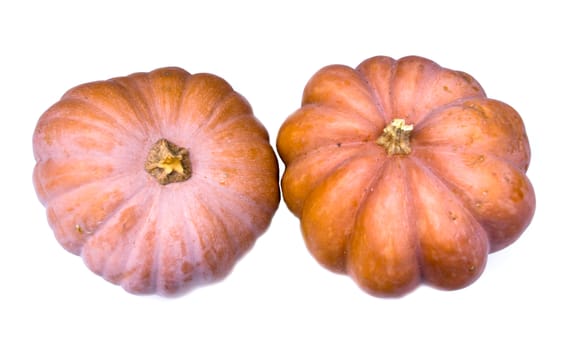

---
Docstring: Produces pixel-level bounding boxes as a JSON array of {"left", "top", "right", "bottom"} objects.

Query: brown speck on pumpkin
[
  {"left": 181, "top": 261, "right": 191, "bottom": 274},
  {"left": 448, "top": 211, "right": 457, "bottom": 221},
  {"left": 511, "top": 184, "right": 525, "bottom": 202}
]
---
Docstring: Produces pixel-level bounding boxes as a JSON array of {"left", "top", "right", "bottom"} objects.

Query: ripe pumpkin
[
  {"left": 33, "top": 67, "right": 280, "bottom": 295},
  {"left": 276, "top": 55, "right": 535, "bottom": 297}
]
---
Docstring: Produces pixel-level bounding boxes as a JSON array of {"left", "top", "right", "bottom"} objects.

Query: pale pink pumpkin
[
  {"left": 277, "top": 55, "right": 535, "bottom": 297},
  {"left": 33, "top": 67, "right": 280, "bottom": 295}
]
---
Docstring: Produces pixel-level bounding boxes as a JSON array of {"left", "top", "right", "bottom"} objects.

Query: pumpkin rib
[
  {"left": 154, "top": 190, "right": 203, "bottom": 295},
  {"left": 280, "top": 143, "right": 377, "bottom": 216},
  {"left": 119, "top": 189, "right": 163, "bottom": 294},
  {"left": 33, "top": 158, "right": 115, "bottom": 204},
  {"left": 390, "top": 56, "right": 442, "bottom": 124},
  {"left": 33, "top": 145, "right": 140, "bottom": 176},
  {"left": 412, "top": 81, "right": 486, "bottom": 128},
  {"left": 412, "top": 147, "right": 534, "bottom": 251},
  {"left": 135, "top": 73, "right": 165, "bottom": 136},
  {"left": 33, "top": 110, "right": 142, "bottom": 162},
  {"left": 284, "top": 140, "right": 372, "bottom": 165},
  {"left": 97, "top": 191, "right": 153, "bottom": 284},
  {"left": 409, "top": 154, "right": 491, "bottom": 247},
  {"left": 36, "top": 98, "right": 140, "bottom": 144},
  {"left": 277, "top": 104, "right": 380, "bottom": 163},
  {"left": 346, "top": 158, "right": 422, "bottom": 295},
  {"left": 412, "top": 145, "right": 529, "bottom": 189},
  {"left": 44, "top": 173, "right": 147, "bottom": 255},
  {"left": 347, "top": 155, "right": 390, "bottom": 262},
  {"left": 410, "top": 153, "right": 482, "bottom": 217},
  {"left": 355, "top": 55, "right": 397, "bottom": 122},
  {"left": 411, "top": 96, "right": 485, "bottom": 132},
  {"left": 153, "top": 186, "right": 231, "bottom": 295},
  {"left": 77, "top": 186, "right": 154, "bottom": 280},
  {"left": 316, "top": 142, "right": 384, "bottom": 168},
  {"left": 294, "top": 143, "right": 383, "bottom": 216},
  {"left": 352, "top": 71, "right": 388, "bottom": 125},
  {"left": 198, "top": 115, "right": 271, "bottom": 152},
  {"left": 178, "top": 189, "right": 231, "bottom": 284},
  {"left": 413, "top": 98, "right": 531, "bottom": 171},
  {"left": 67, "top": 97, "right": 146, "bottom": 140},
  {"left": 186, "top": 90, "right": 245, "bottom": 141},
  {"left": 412, "top": 145, "right": 525, "bottom": 175},
  {"left": 37, "top": 167, "right": 139, "bottom": 206},
  {"left": 175, "top": 74, "right": 241, "bottom": 142},
  {"left": 147, "top": 68, "right": 191, "bottom": 135},
  {"left": 350, "top": 155, "right": 390, "bottom": 233},
  {"left": 307, "top": 103, "right": 382, "bottom": 132},
  {"left": 149, "top": 189, "right": 165, "bottom": 294},
  {"left": 193, "top": 189, "right": 241, "bottom": 279},
  {"left": 62, "top": 83, "right": 153, "bottom": 141},
  {"left": 198, "top": 174, "right": 276, "bottom": 233},
  {"left": 188, "top": 95, "right": 242, "bottom": 142},
  {"left": 301, "top": 65, "right": 386, "bottom": 127},
  {"left": 401, "top": 158, "right": 426, "bottom": 284},
  {"left": 412, "top": 97, "right": 506, "bottom": 133},
  {"left": 301, "top": 154, "right": 385, "bottom": 272},
  {"left": 393, "top": 57, "right": 443, "bottom": 124},
  {"left": 407, "top": 156, "right": 489, "bottom": 289},
  {"left": 201, "top": 110, "right": 260, "bottom": 136},
  {"left": 181, "top": 183, "right": 256, "bottom": 285},
  {"left": 196, "top": 154, "right": 278, "bottom": 188},
  {"left": 389, "top": 56, "right": 486, "bottom": 125},
  {"left": 118, "top": 191, "right": 161, "bottom": 292},
  {"left": 116, "top": 71, "right": 165, "bottom": 136},
  {"left": 194, "top": 184, "right": 241, "bottom": 252},
  {"left": 193, "top": 141, "right": 279, "bottom": 214},
  {"left": 178, "top": 203, "right": 205, "bottom": 286},
  {"left": 109, "top": 77, "right": 162, "bottom": 137},
  {"left": 57, "top": 175, "right": 146, "bottom": 228},
  {"left": 80, "top": 176, "right": 151, "bottom": 247},
  {"left": 279, "top": 139, "right": 376, "bottom": 172},
  {"left": 388, "top": 58, "right": 401, "bottom": 122}
]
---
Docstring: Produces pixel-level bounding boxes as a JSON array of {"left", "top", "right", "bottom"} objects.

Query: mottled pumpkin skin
[
  {"left": 277, "top": 55, "right": 535, "bottom": 297},
  {"left": 33, "top": 67, "right": 280, "bottom": 296}
]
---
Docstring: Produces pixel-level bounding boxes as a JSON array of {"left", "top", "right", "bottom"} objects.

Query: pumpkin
[
  {"left": 276, "top": 55, "right": 535, "bottom": 297},
  {"left": 33, "top": 67, "right": 280, "bottom": 296}
]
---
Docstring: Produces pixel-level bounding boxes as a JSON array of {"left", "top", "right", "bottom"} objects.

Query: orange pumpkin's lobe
[
  {"left": 376, "top": 118, "right": 414, "bottom": 155},
  {"left": 145, "top": 138, "right": 192, "bottom": 185}
]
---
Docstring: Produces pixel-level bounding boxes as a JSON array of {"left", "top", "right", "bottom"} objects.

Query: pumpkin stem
[
  {"left": 145, "top": 139, "right": 192, "bottom": 185},
  {"left": 376, "top": 119, "right": 414, "bottom": 155}
]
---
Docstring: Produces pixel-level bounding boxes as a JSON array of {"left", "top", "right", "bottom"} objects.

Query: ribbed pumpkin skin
[
  {"left": 276, "top": 55, "right": 535, "bottom": 297},
  {"left": 33, "top": 67, "right": 280, "bottom": 296}
]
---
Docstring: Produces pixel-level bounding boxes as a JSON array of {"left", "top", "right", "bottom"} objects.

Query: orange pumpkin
[
  {"left": 33, "top": 67, "right": 280, "bottom": 295},
  {"left": 277, "top": 55, "right": 535, "bottom": 297}
]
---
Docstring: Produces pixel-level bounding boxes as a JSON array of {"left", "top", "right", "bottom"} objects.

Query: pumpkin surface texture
[
  {"left": 33, "top": 67, "right": 280, "bottom": 296},
  {"left": 276, "top": 55, "right": 535, "bottom": 297}
]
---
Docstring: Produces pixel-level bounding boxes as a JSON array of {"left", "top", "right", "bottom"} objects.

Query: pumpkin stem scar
[
  {"left": 145, "top": 139, "right": 192, "bottom": 185},
  {"left": 376, "top": 118, "right": 414, "bottom": 155}
]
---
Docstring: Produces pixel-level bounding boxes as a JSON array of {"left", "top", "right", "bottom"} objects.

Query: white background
[{"left": 2, "top": 1, "right": 564, "bottom": 349}]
